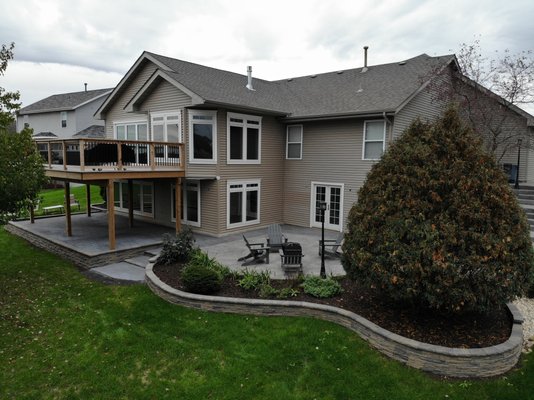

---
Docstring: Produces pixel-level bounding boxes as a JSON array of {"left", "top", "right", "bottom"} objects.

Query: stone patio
[{"left": 8, "top": 213, "right": 345, "bottom": 278}]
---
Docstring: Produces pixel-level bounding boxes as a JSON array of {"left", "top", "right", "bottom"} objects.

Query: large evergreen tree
[{"left": 342, "top": 108, "right": 533, "bottom": 313}]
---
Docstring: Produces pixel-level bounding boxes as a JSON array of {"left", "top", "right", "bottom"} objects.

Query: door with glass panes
[{"left": 311, "top": 183, "right": 343, "bottom": 231}]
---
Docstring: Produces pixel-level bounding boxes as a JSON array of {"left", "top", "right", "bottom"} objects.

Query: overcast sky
[{"left": 1, "top": 0, "right": 533, "bottom": 112}]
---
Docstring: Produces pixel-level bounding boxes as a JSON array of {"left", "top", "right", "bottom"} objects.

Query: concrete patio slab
[{"left": 92, "top": 262, "right": 145, "bottom": 283}]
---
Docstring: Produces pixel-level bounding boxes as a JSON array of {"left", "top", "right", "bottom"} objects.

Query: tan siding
[
  {"left": 138, "top": 80, "right": 192, "bottom": 113},
  {"left": 283, "top": 119, "right": 372, "bottom": 230},
  {"left": 104, "top": 61, "right": 158, "bottom": 138}
]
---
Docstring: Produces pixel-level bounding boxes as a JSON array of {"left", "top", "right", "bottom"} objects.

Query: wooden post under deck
[
  {"left": 175, "top": 178, "right": 182, "bottom": 234},
  {"left": 29, "top": 204, "right": 35, "bottom": 224},
  {"left": 107, "top": 180, "right": 116, "bottom": 250},
  {"left": 128, "top": 179, "right": 134, "bottom": 228},
  {"left": 65, "top": 182, "right": 72, "bottom": 236},
  {"left": 86, "top": 183, "right": 91, "bottom": 217}
]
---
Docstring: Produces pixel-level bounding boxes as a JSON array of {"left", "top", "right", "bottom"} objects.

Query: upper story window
[
  {"left": 286, "top": 125, "right": 303, "bottom": 160},
  {"left": 363, "top": 120, "right": 386, "bottom": 160},
  {"left": 227, "top": 112, "right": 261, "bottom": 164},
  {"left": 151, "top": 111, "right": 182, "bottom": 143},
  {"left": 115, "top": 121, "right": 148, "bottom": 141},
  {"left": 189, "top": 110, "right": 217, "bottom": 164},
  {"left": 60, "top": 111, "right": 67, "bottom": 128}
]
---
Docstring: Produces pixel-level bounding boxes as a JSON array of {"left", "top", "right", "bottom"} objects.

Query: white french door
[{"left": 311, "top": 182, "right": 344, "bottom": 231}]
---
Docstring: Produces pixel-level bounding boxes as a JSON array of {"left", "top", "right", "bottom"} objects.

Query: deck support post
[
  {"left": 29, "top": 203, "right": 35, "bottom": 224},
  {"left": 65, "top": 181, "right": 72, "bottom": 236},
  {"left": 107, "top": 179, "right": 116, "bottom": 250},
  {"left": 128, "top": 179, "right": 134, "bottom": 228},
  {"left": 175, "top": 178, "right": 182, "bottom": 234},
  {"left": 86, "top": 184, "right": 91, "bottom": 217}
]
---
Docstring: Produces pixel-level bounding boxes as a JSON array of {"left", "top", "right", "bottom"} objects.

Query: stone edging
[{"left": 145, "top": 262, "right": 523, "bottom": 378}]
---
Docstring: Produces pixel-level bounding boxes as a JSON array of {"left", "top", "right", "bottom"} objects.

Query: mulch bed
[{"left": 153, "top": 263, "right": 512, "bottom": 349}]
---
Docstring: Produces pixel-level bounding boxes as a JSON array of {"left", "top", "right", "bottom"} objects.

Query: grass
[
  {"left": 1, "top": 227, "right": 534, "bottom": 399},
  {"left": 35, "top": 185, "right": 104, "bottom": 216}
]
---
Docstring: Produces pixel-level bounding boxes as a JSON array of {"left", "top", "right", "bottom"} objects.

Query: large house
[
  {"left": 17, "top": 87, "right": 112, "bottom": 139},
  {"left": 35, "top": 50, "right": 534, "bottom": 248}
]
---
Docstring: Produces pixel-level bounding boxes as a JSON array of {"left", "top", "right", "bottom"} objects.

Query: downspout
[{"left": 383, "top": 111, "right": 393, "bottom": 144}]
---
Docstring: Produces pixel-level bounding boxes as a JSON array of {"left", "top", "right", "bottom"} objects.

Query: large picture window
[
  {"left": 227, "top": 179, "right": 260, "bottom": 228},
  {"left": 171, "top": 180, "right": 201, "bottom": 227},
  {"left": 113, "top": 181, "right": 153, "bottom": 217},
  {"left": 189, "top": 110, "right": 217, "bottom": 164},
  {"left": 227, "top": 112, "right": 261, "bottom": 164},
  {"left": 363, "top": 120, "right": 386, "bottom": 160}
]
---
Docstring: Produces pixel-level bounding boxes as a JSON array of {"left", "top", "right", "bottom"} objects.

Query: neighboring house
[
  {"left": 36, "top": 51, "right": 534, "bottom": 247},
  {"left": 17, "top": 88, "right": 112, "bottom": 139}
]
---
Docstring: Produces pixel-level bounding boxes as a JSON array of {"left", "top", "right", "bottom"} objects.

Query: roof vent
[
  {"left": 336, "top": 70, "right": 344, "bottom": 74},
  {"left": 361, "top": 46, "right": 369, "bottom": 73},
  {"left": 398, "top": 61, "right": 406, "bottom": 65},
  {"left": 310, "top": 74, "right": 317, "bottom": 78},
  {"left": 287, "top": 78, "right": 293, "bottom": 82},
  {"left": 246, "top": 66, "right": 255, "bottom": 91}
]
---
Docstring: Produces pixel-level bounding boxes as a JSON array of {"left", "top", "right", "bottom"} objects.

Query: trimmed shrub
[
  {"left": 181, "top": 264, "right": 221, "bottom": 295},
  {"left": 157, "top": 227, "right": 195, "bottom": 265},
  {"left": 301, "top": 276, "right": 343, "bottom": 298},
  {"left": 342, "top": 107, "right": 534, "bottom": 313}
]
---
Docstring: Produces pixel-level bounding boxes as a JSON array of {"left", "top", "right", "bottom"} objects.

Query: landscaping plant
[
  {"left": 301, "top": 276, "right": 342, "bottom": 298},
  {"left": 158, "top": 226, "right": 195, "bottom": 265},
  {"left": 342, "top": 107, "right": 534, "bottom": 313},
  {"left": 181, "top": 263, "right": 222, "bottom": 294}
]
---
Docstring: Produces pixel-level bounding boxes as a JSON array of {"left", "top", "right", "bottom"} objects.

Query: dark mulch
[{"left": 153, "top": 263, "right": 512, "bottom": 349}]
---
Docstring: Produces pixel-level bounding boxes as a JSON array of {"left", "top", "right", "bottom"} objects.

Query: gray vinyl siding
[
  {"left": 20, "top": 110, "right": 75, "bottom": 139},
  {"left": 138, "top": 80, "right": 193, "bottom": 113},
  {"left": 283, "top": 119, "right": 373, "bottom": 230},
  {"left": 104, "top": 60, "right": 158, "bottom": 138},
  {"left": 75, "top": 98, "right": 106, "bottom": 133}
]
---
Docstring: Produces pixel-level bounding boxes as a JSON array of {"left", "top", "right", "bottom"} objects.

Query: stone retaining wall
[
  {"left": 146, "top": 262, "right": 524, "bottom": 378},
  {"left": 5, "top": 223, "right": 157, "bottom": 269}
]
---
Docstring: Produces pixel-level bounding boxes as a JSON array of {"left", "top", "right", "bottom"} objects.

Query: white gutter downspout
[{"left": 383, "top": 111, "right": 394, "bottom": 143}]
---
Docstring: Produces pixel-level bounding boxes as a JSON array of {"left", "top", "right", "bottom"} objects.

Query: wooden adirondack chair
[
  {"left": 279, "top": 242, "right": 303, "bottom": 274},
  {"left": 319, "top": 231, "right": 344, "bottom": 259},
  {"left": 266, "top": 224, "right": 288, "bottom": 252},
  {"left": 237, "top": 235, "right": 270, "bottom": 266}
]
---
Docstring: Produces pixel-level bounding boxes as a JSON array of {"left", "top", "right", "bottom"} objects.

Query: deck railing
[{"left": 35, "top": 138, "right": 185, "bottom": 172}]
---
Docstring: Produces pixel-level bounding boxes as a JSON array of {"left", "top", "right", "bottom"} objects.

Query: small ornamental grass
[{"left": 342, "top": 107, "right": 534, "bottom": 313}]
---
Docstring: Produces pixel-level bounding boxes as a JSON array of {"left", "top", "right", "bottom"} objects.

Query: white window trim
[
  {"left": 150, "top": 110, "right": 183, "bottom": 142},
  {"left": 170, "top": 180, "right": 201, "bottom": 227},
  {"left": 309, "top": 181, "right": 344, "bottom": 232},
  {"left": 188, "top": 110, "right": 218, "bottom": 164},
  {"left": 227, "top": 179, "right": 261, "bottom": 228},
  {"left": 286, "top": 124, "right": 303, "bottom": 160},
  {"left": 362, "top": 120, "right": 386, "bottom": 161},
  {"left": 113, "top": 119, "right": 148, "bottom": 140},
  {"left": 114, "top": 180, "right": 154, "bottom": 218},
  {"left": 60, "top": 111, "right": 67, "bottom": 128},
  {"left": 227, "top": 112, "right": 262, "bottom": 165}
]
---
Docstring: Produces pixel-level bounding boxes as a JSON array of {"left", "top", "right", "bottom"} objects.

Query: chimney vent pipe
[
  {"left": 246, "top": 66, "right": 255, "bottom": 91},
  {"left": 361, "top": 46, "right": 369, "bottom": 73},
  {"left": 84, "top": 83, "right": 88, "bottom": 92}
]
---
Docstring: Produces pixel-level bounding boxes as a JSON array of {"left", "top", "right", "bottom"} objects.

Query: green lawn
[
  {"left": 35, "top": 185, "right": 104, "bottom": 216},
  {"left": 1, "top": 228, "right": 534, "bottom": 399}
]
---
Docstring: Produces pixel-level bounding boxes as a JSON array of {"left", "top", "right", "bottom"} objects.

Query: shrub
[
  {"left": 278, "top": 287, "right": 300, "bottom": 299},
  {"left": 237, "top": 270, "right": 270, "bottom": 291},
  {"left": 301, "top": 276, "right": 343, "bottom": 298},
  {"left": 157, "top": 227, "right": 195, "bottom": 265},
  {"left": 188, "top": 248, "right": 231, "bottom": 279},
  {"left": 181, "top": 263, "right": 221, "bottom": 295},
  {"left": 342, "top": 107, "right": 534, "bottom": 313},
  {"left": 258, "top": 283, "right": 279, "bottom": 298}
]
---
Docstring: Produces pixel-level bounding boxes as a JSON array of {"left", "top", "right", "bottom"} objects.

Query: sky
[{"left": 1, "top": 0, "right": 533, "bottom": 112}]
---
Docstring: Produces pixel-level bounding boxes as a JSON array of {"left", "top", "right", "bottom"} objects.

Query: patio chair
[
  {"left": 279, "top": 242, "right": 303, "bottom": 274},
  {"left": 266, "top": 224, "right": 288, "bottom": 252},
  {"left": 237, "top": 235, "right": 270, "bottom": 266},
  {"left": 319, "top": 231, "right": 344, "bottom": 259},
  {"left": 67, "top": 194, "right": 81, "bottom": 211}
]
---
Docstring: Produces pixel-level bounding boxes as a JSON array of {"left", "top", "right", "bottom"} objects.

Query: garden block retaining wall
[
  {"left": 5, "top": 223, "right": 157, "bottom": 269},
  {"left": 146, "top": 262, "right": 524, "bottom": 378}
]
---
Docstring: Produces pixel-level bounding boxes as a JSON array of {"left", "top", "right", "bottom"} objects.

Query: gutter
[{"left": 282, "top": 111, "right": 395, "bottom": 123}]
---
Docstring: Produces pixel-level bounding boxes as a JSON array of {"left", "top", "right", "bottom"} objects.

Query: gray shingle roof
[
  {"left": 73, "top": 125, "right": 105, "bottom": 138},
  {"left": 147, "top": 52, "right": 454, "bottom": 118},
  {"left": 19, "top": 88, "right": 113, "bottom": 115}
]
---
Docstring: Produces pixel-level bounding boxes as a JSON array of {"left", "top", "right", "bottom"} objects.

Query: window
[
  {"left": 227, "top": 112, "right": 261, "bottom": 164},
  {"left": 114, "top": 121, "right": 148, "bottom": 141},
  {"left": 151, "top": 112, "right": 182, "bottom": 142},
  {"left": 363, "top": 120, "right": 386, "bottom": 160},
  {"left": 171, "top": 181, "right": 201, "bottom": 227},
  {"left": 227, "top": 179, "right": 260, "bottom": 227},
  {"left": 113, "top": 181, "right": 154, "bottom": 217},
  {"left": 189, "top": 110, "right": 217, "bottom": 164},
  {"left": 286, "top": 125, "right": 303, "bottom": 159},
  {"left": 60, "top": 111, "right": 67, "bottom": 128}
]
